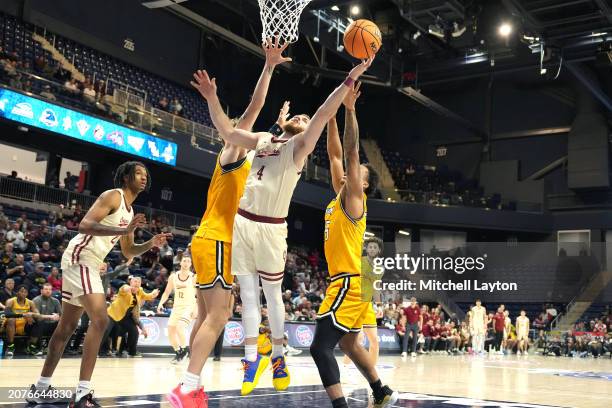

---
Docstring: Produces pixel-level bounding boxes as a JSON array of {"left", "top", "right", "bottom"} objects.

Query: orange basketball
[{"left": 343, "top": 19, "right": 382, "bottom": 59}]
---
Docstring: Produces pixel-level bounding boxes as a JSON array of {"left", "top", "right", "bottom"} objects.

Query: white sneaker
[
  {"left": 524, "top": 351, "right": 528, "bottom": 355},
  {"left": 517, "top": 351, "right": 522, "bottom": 356},
  {"left": 411, "top": 352, "right": 417, "bottom": 357},
  {"left": 401, "top": 352, "right": 407, "bottom": 358},
  {"left": 285, "top": 345, "right": 303, "bottom": 356}
]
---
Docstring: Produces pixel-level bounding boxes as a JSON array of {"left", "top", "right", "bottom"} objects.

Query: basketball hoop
[{"left": 258, "top": 0, "right": 313, "bottom": 44}]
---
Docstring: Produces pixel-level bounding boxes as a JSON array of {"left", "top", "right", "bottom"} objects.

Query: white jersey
[
  {"left": 63, "top": 189, "right": 133, "bottom": 267},
  {"left": 470, "top": 306, "right": 487, "bottom": 330},
  {"left": 171, "top": 271, "right": 196, "bottom": 308},
  {"left": 516, "top": 316, "right": 529, "bottom": 334},
  {"left": 239, "top": 134, "right": 301, "bottom": 218}
]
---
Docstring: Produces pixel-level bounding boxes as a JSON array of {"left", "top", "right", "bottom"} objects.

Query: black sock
[
  {"left": 370, "top": 379, "right": 385, "bottom": 400},
  {"left": 331, "top": 397, "right": 348, "bottom": 408}
]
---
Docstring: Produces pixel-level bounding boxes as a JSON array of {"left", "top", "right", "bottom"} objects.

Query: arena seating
[{"left": 0, "top": 13, "right": 212, "bottom": 127}]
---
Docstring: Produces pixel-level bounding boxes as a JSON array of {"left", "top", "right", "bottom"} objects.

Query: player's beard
[{"left": 283, "top": 122, "right": 303, "bottom": 136}]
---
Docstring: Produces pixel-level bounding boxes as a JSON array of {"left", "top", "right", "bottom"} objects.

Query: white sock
[
  {"left": 36, "top": 376, "right": 52, "bottom": 389},
  {"left": 75, "top": 381, "right": 91, "bottom": 401},
  {"left": 245, "top": 344, "right": 258, "bottom": 362},
  {"left": 272, "top": 343, "right": 284, "bottom": 358},
  {"left": 180, "top": 372, "right": 200, "bottom": 394}
]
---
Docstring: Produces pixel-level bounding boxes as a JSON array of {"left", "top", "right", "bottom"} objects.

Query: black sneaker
[
  {"left": 27, "top": 345, "right": 44, "bottom": 356},
  {"left": 182, "top": 346, "right": 190, "bottom": 359},
  {"left": 69, "top": 391, "right": 101, "bottom": 408},
  {"left": 373, "top": 385, "right": 399, "bottom": 408},
  {"left": 170, "top": 350, "right": 181, "bottom": 365},
  {"left": 25, "top": 384, "right": 68, "bottom": 404},
  {"left": 6, "top": 343, "right": 15, "bottom": 357}
]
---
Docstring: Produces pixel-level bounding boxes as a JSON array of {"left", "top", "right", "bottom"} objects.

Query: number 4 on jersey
[{"left": 257, "top": 165, "right": 265, "bottom": 180}]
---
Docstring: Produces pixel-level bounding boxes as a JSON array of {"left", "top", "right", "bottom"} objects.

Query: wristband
[{"left": 344, "top": 77, "right": 355, "bottom": 88}]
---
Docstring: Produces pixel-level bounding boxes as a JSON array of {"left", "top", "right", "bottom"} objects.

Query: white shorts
[
  {"left": 168, "top": 306, "right": 193, "bottom": 326},
  {"left": 61, "top": 262, "right": 104, "bottom": 306},
  {"left": 517, "top": 331, "right": 529, "bottom": 341},
  {"left": 231, "top": 213, "right": 287, "bottom": 282}
]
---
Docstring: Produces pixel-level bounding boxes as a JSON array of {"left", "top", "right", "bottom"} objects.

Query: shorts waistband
[
  {"left": 329, "top": 273, "right": 360, "bottom": 282},
  {"left": 237, "top": 208, "right": 285, "bottom": 224}
]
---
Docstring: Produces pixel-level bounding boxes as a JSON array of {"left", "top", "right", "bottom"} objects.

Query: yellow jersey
[
  {"left": 194, "top": 152, "right": 251, "bottom": 243},
  {"left": 9, "top": 297, "right": 32, "bottom": 314},
  {"left": 324, "top": 193, "right": 367, "bottom": 277}
]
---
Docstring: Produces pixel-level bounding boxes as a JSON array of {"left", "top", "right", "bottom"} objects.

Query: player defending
[
  {"left": 327, "top": 92, "right": 382, "bottom": 366},
  {"left": 157, "top": 255, "right": 197, "bottom": 364},
  {"left": 191, "top": 56, "right": 374, "bottom": 396},
  {"left": 311, "top": 83, "right": 397, "bottom": 408},
  {"left": 166, "top": 39, "right": 291, "bottom": 407},
  {"left": 27, "top": 162, "right": 170, "bottom": 408},
  {"left": 516, "top": 309, "right": 530, "bottom": 355}
]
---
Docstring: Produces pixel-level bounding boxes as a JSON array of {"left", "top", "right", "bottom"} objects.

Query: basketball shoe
[
  {"left": 166, "top": 385, "right": 208, "bottom": 408},
  {"left": 241, "top": 354, "right": 270, "bottom": 395},
  {"left": 69, "top": 391, "right": 101, "bottom": 408},
  {"left": 271, "top": 355, "right": 290, "bottom": 391},
  {"left": 373, "top": 385, "right": 399, "bottom": 408}
]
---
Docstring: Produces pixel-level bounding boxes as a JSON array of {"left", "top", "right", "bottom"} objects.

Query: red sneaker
[{"left": 166, "top": 385, "right": 208, "bottom": 408}]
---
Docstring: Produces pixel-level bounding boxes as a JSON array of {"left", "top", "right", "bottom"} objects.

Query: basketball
[{"left": 343, "top": 19, "right": 382, "bottom": 59}]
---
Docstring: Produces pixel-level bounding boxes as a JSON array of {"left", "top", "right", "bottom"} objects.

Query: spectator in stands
[
  {"left": 170, "top": 98, "right": 183, "bottom": 116},
  {"left": 94, "top": 80, "right": 106, "bottom": 101},
  {"left": 33, "top": 55, "right": 47, "bottom": 73},
  {"left": 25, "top": 262, "right": 48, "bottom": 297},
  {"left": 30, "top": 282, "right": 62, "bottom": 354},
  {"left": 38, "top": 241, "right": 56, "bottom": 263},
  {"left": 35, "top": 226, "right": 51, "bottom": 246},
  {"left": 40, "top": 84, "right": 56, "bottom": 101},
  {"left": 4, "top": 284, "right": 41, "bottom": 356},
  {"left": 158, "top": 97, "right": 169, "bottom": 111},
  {"left": 7, "top": 170, "right": 20, "bottom": 179},
  {"left": 49, "top": 228, "right": 65, "bottom": 250},
  {"left": 47, "top": 266, "right": 62, "bottom": 294},
  {"left": 4, "top": 252, "right": 26, "bottom": 283},
  {"left": 65, "top": 216, "right": 80, "bottom": 231},
  {"left": 83, "top": 83, "right": 96, "bottom": 104},
  {"left": 0, "top": 278, "right": 16, "bottom": 305},
  {"left": 493, "top": 306, "right": 506, "bottom": 354},
  {"left": 23, "top": 232, "right": 40, "bottom": 254},
  {"left": 24, "top": 253, "right": 40, "bottom": 274},
  {"left": 64, "top": 78, "right": 79, "bottom": 95},
  {"left": 6, "top": 222, "right": 26, "bottom": 252}
]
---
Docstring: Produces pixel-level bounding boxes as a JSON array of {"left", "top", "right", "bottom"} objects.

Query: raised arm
[
  {"left": 79, "top": 190, "right": 146, "bottom": 237},
  {"left": 341, "top": 81, "right": 364, "bottom": 219},
  {"left": 293, "top": 57, "right": 373, "bottom": 167},
  {"left": 327, "top": 116, "right": 344, "bottom": 194},
  {"left": 191, "top": 70, "right": 268, "bottom": 150},
  {"left": 236, "top": 38, "right": 291, "bottom": 131}
]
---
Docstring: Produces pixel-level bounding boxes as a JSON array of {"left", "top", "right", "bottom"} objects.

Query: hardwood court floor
[{"left": 0, "top": 353, "right": 610, "bottom": 407}]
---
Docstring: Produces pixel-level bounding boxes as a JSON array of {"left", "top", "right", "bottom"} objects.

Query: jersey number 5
[{"left": 257, "top": 166, "right": 265, "bottom": 180}]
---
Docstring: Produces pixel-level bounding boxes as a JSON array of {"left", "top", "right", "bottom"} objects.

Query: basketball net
[{"left": 258, "top": 0, "right": 313, "bottom": 44}]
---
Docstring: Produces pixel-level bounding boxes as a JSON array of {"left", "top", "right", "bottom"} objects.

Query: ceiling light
[
  {"left": 428, "top": 24, "right": 445, "bottom": 39},
  {"left": 413, "top": 31, "right": 421, "bottom": 40},
  {"left": 398, "top": 230, "right": 410, "bottom": 236},
  {"left": 331, "top": 5, "right": 340, "bottom": 11},
  {"left": 351, "top": 5, "right": 360, "bottom": 16},
  {"left": 451, "top": 22, "right": 466, "bottom": 38},
  {"left": 313, "top": 36, "right": 320, "bottom": 43},
  {"left": 498, "top": 23, "right": 512, "bottom": 37}
]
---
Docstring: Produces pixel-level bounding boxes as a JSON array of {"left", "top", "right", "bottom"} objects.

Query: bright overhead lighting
[
  {"left": 351, "top": 5, "right": 361, "bottom": 16},
  {"left": 398, "top": 230, "right": 411, "bottom": 236},
  {"left": 331, "top": 5, "right": 340, "bottom": 11},
  {"left": 428, "top": 24, "right": 445, "bottom": 39},
  {"left": 364, "top": 231, "right": 375, "bottom": 237},
  {"left": 498, "top": 23, "right": 512, "bottom": 37}
]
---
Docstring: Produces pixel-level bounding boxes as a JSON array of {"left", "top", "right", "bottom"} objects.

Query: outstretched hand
[
  {"left": 264, "top": 37, "right": 292, "bottom": 67},
  {"left": 343, "top": 81, "right": 362, "bottom": 111},
  {"left": 127, "top": 214, "right": 147, "bottom": 233},
  {"left": 348, "top": 56, "right": 375, "bottom": 80},
  {"left": 276, "top": 100, "right": 291, "bottom": 128},
  {"left": 151, "top": 233, "right": 172, "bottom": 248},
  {"left": 190, "top": 70, "right": 218, "bottom": 100}
]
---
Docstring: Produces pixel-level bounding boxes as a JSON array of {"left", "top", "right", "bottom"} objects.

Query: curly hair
[{"left": 113, "top": 161, "right": 151, "bottom": 192}]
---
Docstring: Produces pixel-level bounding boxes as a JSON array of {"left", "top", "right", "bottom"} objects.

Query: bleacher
[{"left": 0, "top": 13, "right": 212, "bottom": 127}]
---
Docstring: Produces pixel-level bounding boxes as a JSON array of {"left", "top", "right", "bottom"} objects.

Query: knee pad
[{"left": 261, "top": 280, "right": 284, "bottom": 338}]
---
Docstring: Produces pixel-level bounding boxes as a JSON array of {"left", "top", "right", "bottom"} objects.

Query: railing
[{"left": 0, "top": 176, "right": 199, "bottom": 232}]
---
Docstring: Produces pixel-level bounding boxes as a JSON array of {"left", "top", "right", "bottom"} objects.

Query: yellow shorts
[
  {"left": 363, "top": 303, "right": 377, "bottom": 328},
  {"left": 191, "top": 237, "right": 233, "bottom": 290},
  {"left": 317, "top": 274, "right": 369, "bottom": 333},
  {"left": 15, "top": 318, "right": 27, "bottom": 335}
]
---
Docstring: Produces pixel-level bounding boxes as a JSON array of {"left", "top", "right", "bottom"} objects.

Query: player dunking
[
  {"left": 190, "top": 57, "right": 374, "bottom": 396},
  {"left": 167, "top": 39, "right": 290, "bottom": 407},
  {"left": 311, "top": 83, "right": 397, "bottom": 408},
  {"left": 27, "top": 162, "right": 170, "bottom": 408},
  {"left": 157, "top": 255, "right": 197, "bottom": 364}
]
